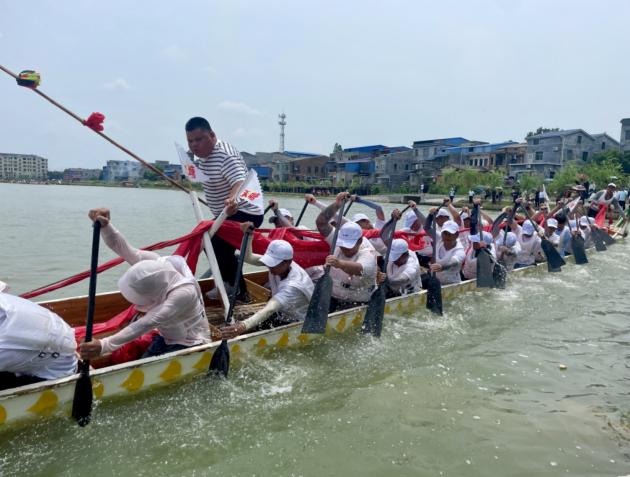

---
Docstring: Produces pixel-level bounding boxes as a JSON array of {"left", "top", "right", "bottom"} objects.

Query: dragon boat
[{"left": 0, "top": 220, "right": 625, "bottom": 430}]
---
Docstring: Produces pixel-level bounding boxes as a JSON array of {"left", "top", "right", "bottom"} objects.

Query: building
[
  {"left": 0, "top": 153, "right": 48, "bottom": 180},
  {"left": 409, "top": 137, "right": 487, "bottom": 187},
  {"left": 491, "top": 143, "right": 527, "bottom": 176},
  {"left": 619, "top": 118, "right": 630, "bottom": 152},
  {"left": 331, "top": 159, "right": 375, "bottom": 187},
  {"left": 519, "top": 129, "right": 595, "bottom": 179},
  {"left": 102, "top": 160, "right": 145, "bottom": 182},
  {"left": 591, "top": 133, "right": 620, "bottom": 154},
  {"left": 63, "top": 168, "right": 102, "bottom": 181},
  {"left": 374, "top": 149, "right": 414, "bottom": 188},
  {"left": 153, "top": 160, "right": 182, "bottom": 180}
]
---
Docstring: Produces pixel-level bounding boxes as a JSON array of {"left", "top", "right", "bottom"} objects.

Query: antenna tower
[{"left": 278, "top": 112, "right": 287, "bottom": 153}]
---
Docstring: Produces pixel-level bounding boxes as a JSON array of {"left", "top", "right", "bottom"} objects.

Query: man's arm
[
  {"left": 316, "top": 192, "right": 348, "bottom": 238},
  {"left": 353, "top": 196, "right": 385, "bottom": 221},
  {"left": 326, "top": 256, "right": 364, "bottom": 276}
]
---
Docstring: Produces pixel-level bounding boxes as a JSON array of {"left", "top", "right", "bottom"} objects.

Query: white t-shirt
[
  {"left": 387, "top": 252, "right": 421, "bottom": 294},
  {"left": 326, "top": 235, "right": 378, "bottom": 302},
  {"left": 515, "top": 225, "right": 542, "bottom": 265},
  {"left": 435, "top": 241, "right": 466, "bottom": 284},
  {"left": 267, "top": 262, "right": 314, "bottom": 322}
]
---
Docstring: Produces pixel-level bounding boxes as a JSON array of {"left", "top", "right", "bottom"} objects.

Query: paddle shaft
[
  {"left": 0, "top": 63, "right": 208, "bottom": 208},
  {"left": 84, "top": 221, "right": 101, "bottom": 344},
  {"left": 294, "top": 201, "right": 309, "bottom": 227}
]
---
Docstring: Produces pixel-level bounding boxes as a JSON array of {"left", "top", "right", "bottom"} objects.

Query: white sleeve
[{"left": 101, "top": 224, "right": 160, "bottom": 265}]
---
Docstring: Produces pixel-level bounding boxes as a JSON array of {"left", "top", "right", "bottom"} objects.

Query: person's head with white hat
[
  {"left": 352, "top": 213, "right": 373, "bottom": 230},
  {"left": 435, "top": 208, "right": 452, "bottom": 227},
  {"left": 578, "top": 216, "right": 590, "bottom": 230},
  {"left": 388, "top": 238, "right": 410, "bottom": 266},
  {"left": 497, "top": 231, "right": 517, "bottom": 249},
  {"left": 336, "top": 222, "right": 364, "bottom": 257},
  {"left": 468, "top": 231, "right": 493, "bottom": 250},
  {"left": 440, "top": 220, "right": 460, "bottom": 248},
  {"left": 521, "top": 221, "right": 536, "bottom": 237},
  {"left": 403, "top": 210, "right": 420, "bottom": 232},
  {"left": 268, "top": 202, "right": 294, "bottom": 227},
  {"left": 459, "top": 211, "right": 471, "bottom": 228},
  {"left": 259, "top": 239, "right": 294, "bottom": 276},
  {"left": 545, "top": 217, "right": 558, "bottom": 234}
]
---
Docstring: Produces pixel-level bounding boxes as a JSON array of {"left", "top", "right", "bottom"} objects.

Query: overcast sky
[{"left": 1, "top": 0, "right": 629, "bottom": 169}]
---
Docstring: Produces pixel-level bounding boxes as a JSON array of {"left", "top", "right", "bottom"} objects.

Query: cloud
[
  {"left": 231, "top": 127, "right": 265, "bottom": 138},
  {"left": 202, "top": 65, "right": 216, "bottom": 75},
  {"left": 218, "top": 101, "right": 261, "bottom": 116},
  {"left": 160, "top": 45, "right": 188, "bottom": 62},
  {"left": 103, "top": 78, "right": 131, "bottom": 91}
]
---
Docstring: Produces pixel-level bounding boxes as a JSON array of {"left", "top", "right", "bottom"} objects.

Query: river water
[{"left": 0, "top": 183, "right": 628, "bottom": 476}]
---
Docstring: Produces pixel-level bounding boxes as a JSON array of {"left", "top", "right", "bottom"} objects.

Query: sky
[{"left": 1, "top": 0, "right": 629, "bottom": 170}]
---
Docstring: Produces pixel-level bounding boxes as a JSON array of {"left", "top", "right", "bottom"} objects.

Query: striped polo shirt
[{"left": 196, "top": 139, "right": 259, "bottom": 217}]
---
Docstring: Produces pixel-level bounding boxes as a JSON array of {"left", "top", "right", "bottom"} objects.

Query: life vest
[{"left": 0, "top": 292, "right": 76, "bottom": 354}]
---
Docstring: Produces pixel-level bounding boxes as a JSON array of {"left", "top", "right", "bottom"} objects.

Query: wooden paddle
[
  {"left": 591, "top": 225, "right": 615, "bottom": 246},
  {"left": 519, "top": 205, "right": 566, "bottom": 270},
  {"left": 426, "top": 218, "right": 443, "bottom": 316},
  {"left": 294, "top": 200, "right": 309, "bottom": 227},
  {"left": 301, "top": 198, "right": 349, "bottom": 334},
  {"left": 208, "top": 225, "right": 254, "bottom": 377},
  {"left": 71, "top": 220, "right": 101, "bottom": 426},
  {"left": 361, "top": 206, "right": 410, "bottom": 337}
]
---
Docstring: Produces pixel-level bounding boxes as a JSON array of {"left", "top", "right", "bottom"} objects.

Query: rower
[
  {"left": 579, "top": 216, "right": 594, "bottom": 248},
  {"left": 461, "top": 231, "right": 496, "bottom": 280},
  {"left": 219, "top": 224, "right": 314, "bottom": 339},
  {"left": 376, "top": 238, "right": 421, "bottom": 297},
  {"left": 79, "top": 209, "right": 210, "bottom": 360},
  {"left": 587, "top": 183, "right": 623, "bottom": 218},
  {"left": 401, "top": 201, "right": 432, "bottom": 266},
  {"left": 185, "top": 116, "right": 263, "bottom": 301},
  {"left": 315, "top": 193, "right": 378, "bottom": 312},
  {"left": 513, "top": 221, "right": 544, "bottom": 268},
  {"left": 544, "top": 217, "right": 560, "bottom": 247},
  {"left": 430, "top": 220, "right": 466, "bottom": 285},
  {"left": 268, "top": 199, "right": 295, "bottom": 228},
  {"left": 0, "top": 284, "right": 78, "bottom": 390},
  {"left": 496, "top": 231, "right": 521, "bottom": 273}
]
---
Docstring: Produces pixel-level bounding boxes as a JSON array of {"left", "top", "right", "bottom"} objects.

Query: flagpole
[{"left": 189, "top": 191, "right": 230, "bottom": 318}]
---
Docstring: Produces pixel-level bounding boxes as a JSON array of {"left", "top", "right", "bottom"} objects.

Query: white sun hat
[{"left": 260, "top": 240, "right": 294, "bottom": 267}]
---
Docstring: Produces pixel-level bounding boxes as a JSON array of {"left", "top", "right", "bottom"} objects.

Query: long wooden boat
[{"left": 0, "top": 235, "right": 622, "bottom": 430}]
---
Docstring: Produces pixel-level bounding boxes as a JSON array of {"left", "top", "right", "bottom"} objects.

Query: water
[{"left": 0, "top": 183, "right": 628, "bottom": 476}]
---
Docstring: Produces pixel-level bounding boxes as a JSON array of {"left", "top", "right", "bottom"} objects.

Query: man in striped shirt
[{"left": 185, "top": 117, "right": 263, "bottom": 298}]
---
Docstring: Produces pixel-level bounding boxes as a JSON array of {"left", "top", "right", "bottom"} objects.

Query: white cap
[
  {"left": 546, "top": 218, "right": 558, "bottom": 228},
  {"left": 260, "top": 239, "right": 293, "bottom": 267},
  {"left": 403, "top": 210, "right": 418, "bottom": 229},
  {"left": 436, "top": 209, "right": 451, "bottom": 219},
  {"left": 389, "top": 239, "right": 409, "bottom": 262},
  {"left": 460, "top": 212, "right": 469, "bottom": 221},
  {"left": 522, "top": 221, "right": 535, "bottom": 236},
  {"left": 351, "top": 213, "right": 370, "bottom": 223},
  {"left": 279, "top": 208, "right": 293, "bottom": 219},
  {"left": 441, "top": 220, "right": 459, "bottom": 235},
  {"left": 607, "top": 183, "right": 617, "bottom": 188},
  {"left": 579, "top": 216, "right": 589, "bottom": 227},
  {"left": 337, "top": 222, "right": 363, "bottom": 248},
  {"left": 469, "top": 231, "right": 493, "bottom": 243},
  {"left": 497, "top": 231, "right": 517, "bottom": 248}
]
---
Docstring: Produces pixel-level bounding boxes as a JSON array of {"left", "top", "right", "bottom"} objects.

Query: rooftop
[
  {"left": 412, "top": 137, "right": 470, "bottom": 147},
  {"left": 527, "top": 129, "right": 593, "bottom": 140}
]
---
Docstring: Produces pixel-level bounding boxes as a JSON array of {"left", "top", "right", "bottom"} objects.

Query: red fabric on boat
[
  {"left": 110, "top": 330, "right": 158, "bottom": 364},
  {"left": 595, "top": 204, "right": 607, "bottom": 227}
]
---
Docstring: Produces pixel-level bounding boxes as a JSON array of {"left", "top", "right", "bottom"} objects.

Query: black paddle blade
[
  {"left": 208, "top": 340, "right": 230, "bottom": 378},
  {"left": 362, "top": 286, "right": 386, "bottom": 337},
  {"left": 571, "top": 235, "right": 589, "bottom": 265},
  {"left": 476, "top": 249, "right": 495, "bottom": 288},
  {"left": 591, "top": 230, "right": 607, "bottom": 251},
  {"left": 301, "top": 273, "right": 333, "bottom": 334},
  {"left": 426, "top": 275, "right": 443, "bottom": 315},
  {"left": 594, "top": 227, "right": 615, "bottom": 246},
  {"left": 71, "top": 363, "right": 93, "bottom": 427},
  {"left": 541, "top": 238, "right": 565, "bottom": 269}
]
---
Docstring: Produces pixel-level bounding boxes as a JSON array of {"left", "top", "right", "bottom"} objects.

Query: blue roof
[
  {"left": 412, "top": 137, "right": 469, "bottom": 147},
  {"left": 445, "top": 141, "right": 518, "bottom": 154},
  {"left": 343, "top": 145, "right": 387, "bottom": 153},
  {"left": 283, "top": 150, "right": 320, "bottom": 158}
]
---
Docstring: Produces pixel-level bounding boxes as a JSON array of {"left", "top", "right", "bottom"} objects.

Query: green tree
[
  {"left": 526, "top": 127, "right": 560, "bottom": 138},
  {"left": 517, "top": 173, "right": 544, "bottom": 194}
]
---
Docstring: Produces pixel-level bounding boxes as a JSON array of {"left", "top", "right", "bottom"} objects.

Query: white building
[{"left": 0, "top": 153, "right": 48, "bottom": 180}]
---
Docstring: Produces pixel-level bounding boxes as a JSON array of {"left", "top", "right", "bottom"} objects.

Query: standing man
[
  {"left": 449, "top": 187, "right": 456, "bottom": 203},
  {"left": 185, "top": 117, "right": 263, "bottom": 298},
  {"left": 468, "top": 189, "right": 474, "bottom": 204}
]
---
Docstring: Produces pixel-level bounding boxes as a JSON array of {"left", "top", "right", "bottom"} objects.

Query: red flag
[{"left": 594, "top": 204, "right": 607, "bottom": 227}]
